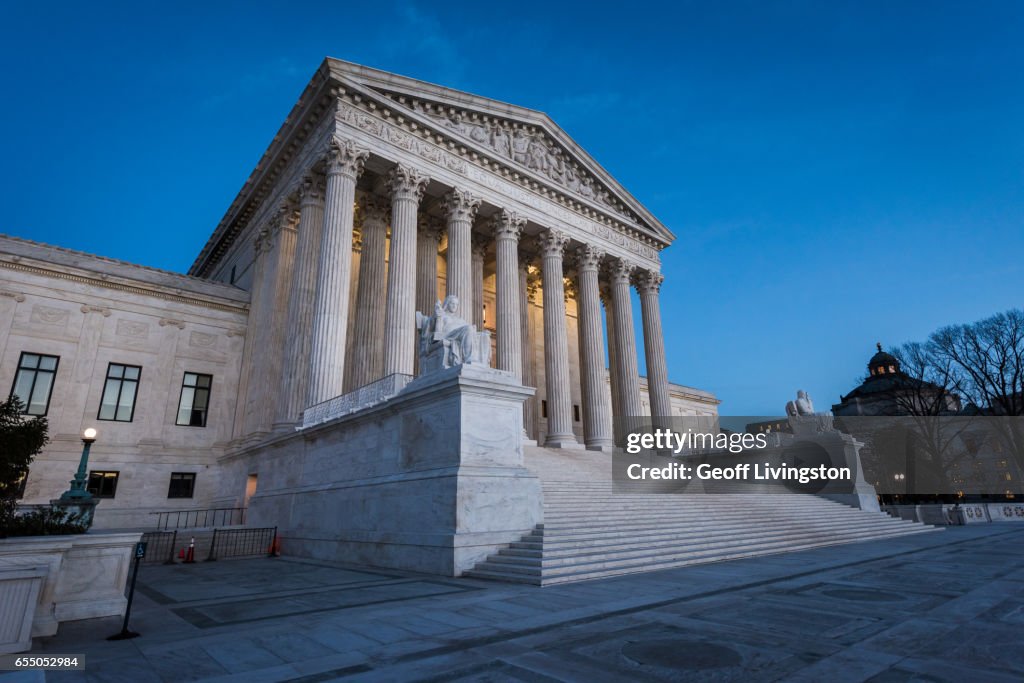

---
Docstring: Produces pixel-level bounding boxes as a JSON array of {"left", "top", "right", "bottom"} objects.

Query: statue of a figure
[
  {"left": 416, "top": 295, "right": 489, "bottom": 370},
  {"left": 795, "top": 390, "right": 815, "bottom": 416}
]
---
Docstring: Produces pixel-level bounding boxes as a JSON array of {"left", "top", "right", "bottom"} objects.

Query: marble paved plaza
[{"left": 21, "top": 525, "right": 1024, "bottom": 682}]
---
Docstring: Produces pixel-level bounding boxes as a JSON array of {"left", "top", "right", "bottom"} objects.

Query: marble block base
[{"left": 237, "top": 363, "right": 541, "bottom": 576}]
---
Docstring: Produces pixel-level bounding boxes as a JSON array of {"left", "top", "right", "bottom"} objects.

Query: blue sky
[{"left": 2, "top": 1, "right": 1021, "bottom": 415}]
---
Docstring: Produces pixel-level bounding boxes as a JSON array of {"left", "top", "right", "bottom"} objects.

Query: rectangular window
[
  {"left": 10, "top": 352, "right": 59, "bottom": 416},
  {"left": 573, "top": 404, "right": 581, "bottom": 422},
  {"left": 167, "top": 472, "right": 196, "bottom": 499},
  {"left": 87, "top": 471, "right": 119, "bottom": 498},
  {"left": 176, "top": 372, "right": 212, "bottom": 427},
  {"left": 541, "top": 399, "right": 548, "bottom": 418},
  {"left": 98, "top": 363, "right": 141, "bottom": 422}
]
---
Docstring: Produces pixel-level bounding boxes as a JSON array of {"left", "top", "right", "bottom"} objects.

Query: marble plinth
[{"left": 237, "top": 362, "right": 540, "bottom": 576}]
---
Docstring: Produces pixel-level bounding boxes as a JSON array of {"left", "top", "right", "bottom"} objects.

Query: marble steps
[
  {"left": 502, "top": 517, "right": 925, "bottom": 559},
  {"left": 467, "top": 525, "right": 934, "bottom": 585},
  {"left": 464, "top": 446, "right": 938, "bottom": 584}
]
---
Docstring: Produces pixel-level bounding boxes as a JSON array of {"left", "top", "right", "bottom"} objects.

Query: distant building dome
[{"left": 868, "top": 342, "right": 900, "bottom": 377}]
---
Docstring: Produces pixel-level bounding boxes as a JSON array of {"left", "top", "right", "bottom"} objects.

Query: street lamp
[{"left": 60, "top": 428, "right": 98, "bottom": 502}]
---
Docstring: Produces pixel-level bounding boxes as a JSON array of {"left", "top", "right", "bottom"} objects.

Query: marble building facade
[{"left": 1, "top": 59, "right": 717, "bottom": 556}]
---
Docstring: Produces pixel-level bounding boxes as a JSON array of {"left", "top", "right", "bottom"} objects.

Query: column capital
[
  {"left": 607, "top": 257, "right": 636, "bottom": 284},
  {"left": 575, "top": 244, "right": 606, "bottom": 272},
  {"left": 537, "top": 229, "right": 570, "bottom": 258},
  {"left": 325, "top": 137, "right": 370, "bottom": 180},
  {"left": 471, "top": 232, "right": 490, "bottom": 258},
  {"left": 360, "top": 196, "right": 390, "bottom": 231},
  {"left": 441, "top": 188, "right": 481, "bottom": 222},
  {"left": 388, "top": 164, "right": 431, "bottom": 203},
  {"left": 299, "top": 173, "right": 326, "bottom": 206},
  {"left": 634, "top": 269, "right": 664, "bottom": 295},
  {"left": 417, "top": 215, "right": 444, "bottom": 242},
  {"left": 491, "top": 209, "right": 526, "bottom": 242}
]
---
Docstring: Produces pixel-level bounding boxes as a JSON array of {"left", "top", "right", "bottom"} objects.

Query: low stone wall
[
  {"left": 0, "top": 531, "right": 141, "bottom": 652},
  {"left": 224, "top": 363, "right": 542, "bottom": 576}
]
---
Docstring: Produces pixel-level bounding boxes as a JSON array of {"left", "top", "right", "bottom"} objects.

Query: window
[
  {"left": 167, "top": 472, "right": 196, "bottom": 499},
  {"left": 541, "top": 399, "right": 548, "bottom": 418},
  {"left": 87, "top": 471, "right": 119, "bottom": 498},
  {"left": 573, "top": 404, "right": 581, "bottom": 422},
  {"left": 176, "top": 372, "right": 212, "bottom": 427},
  {"left": 98, "top": 363, "right": 141, "bottom": 422},
  {"left": 10, "top": 352, "right": 59, "bottom": 416}
]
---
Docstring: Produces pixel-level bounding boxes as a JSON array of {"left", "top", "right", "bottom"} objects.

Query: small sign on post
[{"left": 108, "top": 541, "right": 146, "bottom": 641}]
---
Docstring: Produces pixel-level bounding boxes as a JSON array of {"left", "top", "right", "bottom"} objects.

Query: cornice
[{"left": 0, "top": 249, "right": 249, "bottom": 316}]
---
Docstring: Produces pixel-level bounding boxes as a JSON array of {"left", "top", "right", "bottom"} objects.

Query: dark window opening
[
  {"left": 167, "top": 472, "right": 196, "bottom": 499},
  {"left": 87, "top": 471, "right": 119, "bottom": 498},
  {"left": 573, "top": 404, "right": 581, "bottom": 422},
  {"left": 176, "top": 372, "right": 212, "bottom": 427},
  {"left": 10, "top": 352, "right": 59, "bottom": 416},
  {"left": 98, "top": 363, "right": 141, "bottom": 422},
  {"left": 541, "top": 399, "right": 548, "bottom": 418}
]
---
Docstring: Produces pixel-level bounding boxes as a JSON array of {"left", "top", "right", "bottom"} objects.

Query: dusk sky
[{"left": 2, "top": 1, "right": 1021, "bottom": 415}]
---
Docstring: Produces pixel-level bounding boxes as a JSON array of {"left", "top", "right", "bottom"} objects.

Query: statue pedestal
[{"left": 242, "top": 362, "right": 541, "bottom": 576}]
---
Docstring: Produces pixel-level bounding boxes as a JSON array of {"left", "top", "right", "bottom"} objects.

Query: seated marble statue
[
  {"left": 416, "top": 295, "right": 490, "bottom": 370},
  {"left": 786, "top": 390, "right": 835, "bottom": 434}
]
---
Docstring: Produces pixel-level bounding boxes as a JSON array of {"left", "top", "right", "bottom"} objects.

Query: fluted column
[
  {"left": 576, "top": 246, "right": 613, "bottom": 450},
  {"left": 441, "top": 189, "right": 479, "bottom": 305},
  {"left": 608, "top": 258, "right": 643, "bottom": 419},
  {"left": 492, "top": 210, "right": 526, "bottom": 379},
  {"left": 538, "top": 229, "right": 578, "bottom": 447},
  {"left": 383, "top": 164, "right": 430, "bottom": 377},
  {"left": 637, "top": 270, "right": 672, "bottom": 420},
  {"left": 520, "top": 258, "right": 538, "bottom": 440},
  {"left": 307, "top": 138, "right": 369, "bottom": 406},
  {"left": 277, "top": 175, "right": 325, "bottom": 424},
  {"left": 601, "top": 285, "right": 623, "bottom": 427},
  {"left": 349, "top": 197, "right": 389, "bottom": 389},
  {"left": 416, "top": 216, "right": 443, "bottom": 316},
  {"left": 471, "top": 234, "right": 487, "bottom": 330}
]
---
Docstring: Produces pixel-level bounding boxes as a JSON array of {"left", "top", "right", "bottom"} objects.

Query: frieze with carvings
[
  {"left": 336, "top": 102, "right": 660, "bottom": 264},
  {"left": 189, "top": 331, "right": 218, "bottom": 348},
  {"left": 30, "top": 305, "right": 69, "bottom": 325},
  {"left": 116, "top": 319, "right": 150, "bottom": 339},
  {"left": 382, "top": 93, "right": 635, "bottom": 221}
]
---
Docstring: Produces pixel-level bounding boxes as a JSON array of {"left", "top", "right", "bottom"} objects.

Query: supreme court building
[{"left": 2, "top": 59, "right": 720, "bottom": 573}]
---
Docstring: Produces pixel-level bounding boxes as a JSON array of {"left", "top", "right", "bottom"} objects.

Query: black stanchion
[{"left": 108, "top": 541, "right": 146, "bottom": 640}]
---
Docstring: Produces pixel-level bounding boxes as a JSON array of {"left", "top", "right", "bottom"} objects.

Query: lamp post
[
  {"left": 52, "top": 428, "right": 100, "bottom": 529},
  {"left": 60, "top": 428, "right": 97, "bottom": 502}
]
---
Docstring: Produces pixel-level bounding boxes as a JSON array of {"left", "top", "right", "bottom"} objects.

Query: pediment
[{"left": 327, "top": 59, "right": 674, "bottom": 246}]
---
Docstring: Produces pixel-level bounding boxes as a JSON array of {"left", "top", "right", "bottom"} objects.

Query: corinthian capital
[
  {"left": 575, "top": 244, "right": 605, "bottom": 272},
  {"left": 360, "top": 196, "right": 390, "bottom": 232},
  {"left": 299, "top": 173, "right": 326, "bottom": 206},
  {"left": 491, "top": 209, "right": 526, "bottom": 242},
  {"left": 417, "top": 215, "right": 444, "bottom": 242},
  {"left": 537, "top": 229, "right": 570, "bottom": 259},
  {"left": 388, "top": 164, "right": 430, "bottom": 203},
  {"left": 634, "top": 269, "right": 664, "bottom": 295},
  {"left": 441, "top": 188, "right": 481, "bottom": 222},
  {"left": 607, "top": 257, "right": 635, "bottom": 284},
  {"left": 325, "top": 137, "right": 370, "bottom": 179},
  {"left": 471, "top": 232, "right": 490, "bottom": 258}
]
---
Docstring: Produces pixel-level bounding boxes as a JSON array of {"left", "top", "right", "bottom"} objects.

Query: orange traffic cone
[
  {"left": 178, "top": 548, "right": 185, "bottom": 561},
  {"left": 185, "top": 537, "right": 196, "bottom": 563}
]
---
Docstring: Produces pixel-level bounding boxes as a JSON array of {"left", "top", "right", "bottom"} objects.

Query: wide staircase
[{"left": 466, "top": 446, "right": 937, "bottom": 585}]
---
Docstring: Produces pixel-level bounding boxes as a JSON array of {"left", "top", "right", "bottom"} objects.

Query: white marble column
[
  {"left": 608, "top": 258, "right": 643, "bottom": 418},
  {"left": 538, "top": 229, "right": 578, "bottom": 448},
  {"left": 277, "top": 175, "right": 325, "bottom": 425},
  {"left": 441, "top": 189, "right": 479, "bottom": 306},
  {"left": 637, "top": 270, "right": 672, "bottom": 420},
  {"left": 471, "top": 234, "right": 487, "bottom": 330},
  {"left": 601, "top": 285, "right": 623, "bottom": 427},
  {"left": 576, "top": 245, "right": 613, "bottom": 450},
  {"left": 307, "top": 138, "right": 369, "bottom": 406},
  {"left": 383, "top": 164, "right": 430, "bottom": 377},
  {"left": 349, "top": 197, "right": 388, "bottom": 389},
  {"left": 520, "top": 258, "right": 538, "bottom": 440},
  {"left": 416, "top": 216, "right": 443, "bottom": 317},
  {"left": 492, "top": 210, "right": 526, "bottom": 379}
]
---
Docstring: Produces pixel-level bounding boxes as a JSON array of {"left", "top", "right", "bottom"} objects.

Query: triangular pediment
[{"left": 326, "top": 59, "right": 675, "bottom": 246}]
